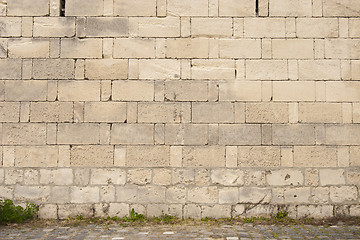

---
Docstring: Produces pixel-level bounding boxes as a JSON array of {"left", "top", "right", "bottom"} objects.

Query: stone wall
[{"left": 0, "top": 0, "right": 359, "bottom": 219}]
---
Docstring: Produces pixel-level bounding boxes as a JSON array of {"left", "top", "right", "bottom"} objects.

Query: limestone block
[
  {"left": 30, "top": 102, "right": 73, "bottom": 123},
  {"left": 94, "top": 203, "right": 110, "bottom": 217},
  {"left": 166, "top": 186, "right": 186, "bottom": 203},
  {"left": 38, "top": 204, "right": 57, "bottom": 219},
  {"left": 137, "top": 186, "right": 166, "bottom": 203},
  {"left": 5, "top": 169, "right": 23, "bottom": 185},
  {"left": 219, "top": 124, "right": 261, "bottom": 145},
  {"left": 0, "top": 17, "right": 21, "bottom": 36},
  {"left": 153, "top": 169, "right": 172, "bottom": 186},
  {"left": 71, "top": 145, "right": 114, "bottom": 167},
  {"left": 323, "top": 0, "right": 360, "bottom": 17},
  {"left": 272, "top": 39, "right": 313, "bottom": 59},
  {"left": 58, "top": 204, "right": 93, "bottom": 219},
  {"left": 6, "top": 80, "right": 48, "bottom": 101},
  {"left": 84, "top": 102, "right": 126, "bottom": 123},
  {"left": 116, "top": 186, "right": 137, "bottom": 202},
  {"left": 195, "top": 169, "right": 211, "bottom": 185},
  {"left": 239, "top": 187, "right": 271, "bottom": 204},
  {"left": 294, "top": 147, "right": 337, "bottom": 167},
  {"left": 311, "top": 187, "right": 330, "bottom": 204},
  {"left": 245, "top": 170, "right": 266, "bottom": 186},
  {"left": 244, "top": 18, "right": 285, "bottom": 38},
  {"left": 137, "top": 17, "right": 180, "bottom": 37},
  {"left": 352, "top": 61, "right": 360, "bottom": 80},
  {"left": 114, "top": 38, "right": 155, "bottom": 58},
  {"left": 188, "top": 187, "right": 217, "bottom": 204},
  {"left": 8, "top": 39, "right": 49, "bottom": 58},
  {"left": 139, "top": 59, "right": 180, "bottom": 80},
  {"left": 298, "top": 103, "right": 342, "bottom": 123},
  {"left": 219, "top": 81, "right": 261, "bottom": 101},
  {"left": 112, "top": 81, "right": 154, "bottom": 101},
  {"left": 0, "top": 103, "right": 20, "bottom": 123},
  {"left": 299, "top": 60, "right": 341, "bottom": 80},
  {"left": 126, "top": 146, "right": 169, "bottom": 167},
  {"left": 296, "top": 18, "right": 338, "bottom": 38},
  {"left": 58, "top": 124, "right": 99, "bottom": 144},
  {"left": 66, "top": 0, "right": 103, "bottom": 16},
  {"left": 85, "top": 59, "right": 128, "bottom": 79},
  {"left": 326, "top": 125, "right": 360, "bottom": 145},
  {"left": 297, "top": 205, "right": 333, "bottom": 218},
  {"left": 33, "top": 59, "right": 75, "bottom": 79},
  {"left": 138, "top": 102, "right": 190, "bottom": 123},
  {"left": 191, "top": 18, "right": 232, "bottom": 37},
  {"left": 350, "top": 147, "right": 360, "bottom": 167},
  {"left": 90, "top": 169, "right": 126, "bottom": 185},
  {"left": 325, "top": 39, "right": 360, "bottom": 59},
  {"left": 7, "top": 0, "right": 49, "bottom": 16},
  {"left": 350, "top": 206, "right": 360, "bottom": 217},
  {"left": 269, "top": 0, "right": 312, "bottom": 16},
  {"left": 320, "top": 169, "right": 345, "bottom": 186},
  {"left": 58, "top": 80, "right": 100, "bottom": 101},
  {"left": 127, "top": 169, "right": 152, "bottom": 185},
  {"left": 23, "top": 169, "right": 39, "bottom": 185},
  {"left": 219, "top": 187, "right": 238, "bottom": 204},
  {"left": 165, "top": 124, "right": 208, "bottom": 145},
  {"left": 15, "top": 146, "right": 58, "bottom": 167},
  {"left": 111, "top": 124, "right": 153, "bottom": 145},
  {"left": 219, "top": 39, "right": 261, "bottom": 59},
  {"left": 211, "top": 169, "right": 244, "bottom": 186},
  {"left": 246, "top": 103, "right": 288, "bottom": 123},
  {"left": 49, "top": 186, "right": 70, "bottom": 203},
  {"left": 272, "top": 124, "right": 315, "bottom": 145},
  {"left": 238, "top": 146, "right": 280, "bottom": 167},
  {"left": 326, "top": 82, "right": 360, "bottom": 102},
  {"left": 2, "top": 124, "right": 46, "bottom": 145},
  {"left": 267, "top": 169, "right": 303, "bottom": 186},
  {"left": 349, "top": 19, "right": 360, "bottom": 37},
  {"left": 184, "top": 204, "right": 201, "bottom": 218},
  {"left": 0, "top": 186, "right": 13, "bottom": 199},
  {"left": 183, "top": 146, "right": 225, "bottom": 167},
  {"left": 34, "top": 17, "right": 75, "bottom": 37},
  {"left": 192, "top": 102, "right": 234, "bottom": 123},
  {"left": 246, "top": 60, "right": 287, "bottom": 80},
  {"left": 61, "top": 38, "right": 102, "bottom": 58},
  {"left": 114, "top": 0, "right": 156, "bottom": 16},
  {"left": 172, "top": 169, "right": 195, "bottom": 185},
  {"left": 167, "top": 80, "right": 209, "bottom": 101},
  {"left": 330, "top": 186, "right": 358, "bottom": 203},
  {"left": 14, "top": 186, "right": 51, "bottom": 202},
  {"left": 167, "top": 0, "right": 208, "bottom": 16},
  {"left": 166, "top": 38, "right": 208, "bottom": 58},
  {"left": 70, "top": 186, "right": 99, "bottom": 203},
  {"left": 85, "top": 17, "right": 128, "bottom": 37},
  {"left": 219, "top": 0, "right": 255, "bottom": 16},
  {"left": 0, "top": 59, "right": 21, "bottom": 79},
  {"left": 192, "top": 59, "right": 234, "bottom": 80},
  {"left": 74, "top": 169, "right": 90, "bottom": 186},
  {"left": 108, "top": 203, "right": 129, "bottom": 217}
]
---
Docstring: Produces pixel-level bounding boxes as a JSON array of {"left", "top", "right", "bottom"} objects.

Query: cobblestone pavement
[{"left": 1, "top": 224, "right": 360, "bottom": 240}]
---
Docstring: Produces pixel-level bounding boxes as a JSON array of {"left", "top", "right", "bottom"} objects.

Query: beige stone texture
[
  {"left": 239, "top": 187, "right": 271, "bottom": 204},
  {"left": 127, "top": 169, "right": 152, "bottom": 186},
  {"left": 164, "top": 81, "right": 208, "bottom": 102},
  {"left": 14, "top": 186, "right": 51, "bottom": 202},
  {"left": 0, "top": 17, "right": 21, "bottom": 36},
  {"left": 183, "top": 146, "right": 225, "bottom": 167},
  {"left": 15, "top": 146, "right": 58, "bottom": 167},
  {"left": 245, "top": 170, "right": 266, "bottom": 186},
  {"left": 347, "top": 171, "right": 360, "bottom": 186},
  {"left": 167, "top": 0, "right": 208, "bottom": 16},
  {"left": 296, "top": 18, "right": 338, "bottom": 38},
  {"left": 351, "top": 61, "right": 360, "bottom": 80},
  {"left": 0, "top": 59, "right": 22, "bottom": 79},
  {"left": 7, "top": 0, "right": 49, "bottom": 16},
  {"left": 349, "top": 19, "right": 360, "bottom": 37},
  {"left": 33, "top": 59, "right": 75, "bottom": 80},
  {"left": 219, "top": 124, "right": 261, "bottom": 145},
  {"left": 2, "top": 124, "right": 46, "bottom": 145},
  {"left": 330, "top": 186, "right": 358, "bottom": 203},
  {"left": 326, "top": 82, "right": 360, "bottom": 102},
  {"left": 126, "top": 146, "right": 169, "bottom": 167},
  {"left": 137, "top": 186, "right": 166, "bottom": 203},
  {"left": 246, "top": 103, "right": 288, "bottom": 124},
  {"left": 84, "top": 102, "right": 126, "bottom": 123},
  {"left": 266, "top": 169, "right": 304, "bottom": 186},
  {"left": 85, "top": 17, "right": 128, "bottom": 37},
  {"left": 166, "top": 38, "right": 209, "bottom": 58},
  {"left": 238, "top": 146, "right": 281, "bottom": 167},
  {"left": 188, "top": 187, "right": 217, "bottom": 204},
  {"left": 320, "top": 169, "right": 345, "bottom": 186},
  {"left": 192, "top": 103, "right": 234, "bottom": 124},
  {"left": 153, "top": 169, "right": 171, "bottom": 186},
  {"left": 0, "top": 102, "right": 20, "bottom": 123},
  {"left": 58, "top": 204, "right": 93, "bottom": 219},
  {"left": 138, "top": 102, "right": 190, "bottom": 123},
  {"left": 57, "top": 124, "right": 99, "bottom": 144},
  {"left": 272, "top": 39, "right": 313, "bottom": 59},
  {"left": 326, "top": 125, "right": 360, "bottom": 145},
  {"left": 111, "top": 124, "right": 154, "bottom": 145},
  {"left": 219, "top": 187, "right": 238, "bottom": 204},
  {"left": 323, "top": 0, "right": 360, "bottom": 17},
  {"left": 58, "top": 81, "right": 100, "bottom": 101},
  {"left": 61, "top": 39, "right": 102, "bottom": 59},
  {"left": 219, "top": 39, "right": 261, "bottom": 59},
  {"left": 350, "top": 147, "right": 360, "bottom": 167},
  {"left": 165, "top": 124, "right": 208, "bottom": 146},
  {"left": 66, "top": 0, "right": 103, "bottom": 16},
  {"left": 172, "top": 169, "right": 195, "bottom": 185},
  {"left": 325, "top": 39, "right": 360, "bottom": 59},
  {"left": 219, "top": 81, "right": 262, "bottom": 101},
  {"left": 90, "top": 169, "right": 126, "bottom": 185},
  {"left": 166, "top": 186, "right": 186, "bottom": 203},
  {"left": 114, "top": 38, "right": 155, "bottom": 58},
  {"left": 273, "top": 81, "right": 315, "bottom": 101},
  {"left": 246, "top": 60, "right": 287, "bottom": 80},
  {"left": 40, "top": 169, "right": 73, "bottom": 186},
  {"left": 71, "top": 145, "right": 113, "bottom": 167},
  {"left": 272, "top": 124, "right": 315, "bottom": 145},
  {"left": 269, "top": 0, "right": 312, "bottom": 16},
  {"left": 30, "top": 102, "right": 73, "bottom": 123},
  {"left": 192, "top": 59, "right": 234, "bottom": 80},
  {"left": 8, "top": 39, "right": 49, "bottom": 58},
  {"left": 219, "top": 0, "right": 255, "bottom": 16},
  {"left": 70, "top": 186, "right": 99, "bottom": 203},
  {"left": 34, "top": 17, "right": 75, "bottom": 37},
  {"left": 137, "top": 17, "right": 180, "bottom": 37},
  {"left": 23, "top": 169, "right": 39, "bottom": 185},
  {"left": 244, "top": 18, "right": 285, "bottom": 38},
  {"left": 294, "top": 147, "right": 337, "bottom": 167},
  {"left": 38, "top": 205, "right": 57, "bottom": 219},
  {"left": 139, "top": 59, "right": 180, "bottom": 80},
  {"left": 211, "top": 169, "right": 244, "bottom": 186},
  {"left": 191, "top": 18, "right": 232, "bottom": 37},
  {"left": 5, "top": 80, "right": 48, "bottom": 101},
  {"left": 114, "top": 0, "right": 156, "bottom": 16},
  {"left": 85, "top": 59, "right": 128, "bottom": 80},
  {"left": 21, "top": 17, "right": 32, "bottom": 36},
  {"left": 113, "top": 81, "right": 154, "bottom": 101},
  {"left": 298, "top": 103, "right": 342, "bottom": 123},
  {"left": 299, "top": 60, "right": 341, "bottom": 80}
]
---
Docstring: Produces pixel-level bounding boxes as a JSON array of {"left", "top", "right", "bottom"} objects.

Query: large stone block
[
  {"left": 244, "top": 18, "right": 285, "bottom": 38},
  {"left": 325, "top": 39, "right": 360, "bottom": 59},
  {"left": 7, "top": 0, "right": 49, "bottom": 16},
  {"left": 114, "top": 38, "right": 155, "bottom": 58},
  {"left": 246, "top": 103, "right": 288, "bottom": 123},
  {"left": 320, "top": 169, "right": 345, "bottom": 186},
  {"left": 192, "top": 59, "right": 235, "bottom": 80},
  {"left": 219, "top": 0, "right": 255, "bottom": 16},
  {"left": 239, "top": 187, "right": 271, "bottom": 204},
  {"left": 15, "top": 146, "right": 58, "bottom": 167},
  {"left": 34, "top": 17, "right": 75, "bottom": 37},
  {"left": 126, "top": 146, "right": 170, "bottom": 167},
  {"left": 85, "top": 17, "right": 128, "bottom": 37},
  {"left": 326, "top": 125, "right": 360, "bottom": 145},
  {"left": 219, "top": 39, "right": 261, "bottom": 59},
  {"left": 298, "top": 103, "right": 342, "bottom": 123},
  {"left": 139, "top": 59, "right": 180, "bottom": 80},
  {"left": 137, "top": 17, "right": 180, "bottom": 37},
  {"left": 70, "top": 186, "right": 99, "bottom": 203},
  {"left": 269, "top": 0, "right": 312, "bottom": 16},
  {"left": 330, "top": 186, "right": 358, "bottom": 203},
  {"left": 272, "top": 39, "right": 313, "bottom": 59},
  {"left": 33, "top": 59, "right": 75, "bottom": 80},
  {"left": 188, "top": 187, "right": 217, "bottom": 204},
  {"left": 323, "top": 0, "right": 360, "bottom": 17},
  {"left": 299, "top": 60, "right": 341, "bottom": 80},
  {"left": 85, "top": 59, "right": 128, "bottom": 80},
  {"left": 84, "top": 102, "right": 126, "bottom": 123},
  {"left": 192, "top": 102, "right": 234, "bottom": 123},
  {"left": 14, "top": 186, "right": 51, "bottom": 202},
  {"left": 183, "top": 146, "right": 225, "bottom": 167},
  {"left": 350, "top": 147, "right": 360, "bottom": 167},
  {"left": 112, "top": 81, "right": 154, "bottom": 101},
  {"left": 294, "top": 147, "right": 337, "bottom": 167},
  {"left": 192, "top": 18, "right": 232, "bottom": 37},
  {"left": 167, "top": 0, "right": 208, "bottom": 16},
  {"left": 58, "top": 124, "right": 100, "bottom": 144},
  {"left": 0, "top": 17, "right": 21, "bottom": 36},
  {"left": 211, "top": 169, "right": 244, "bottom": 186},
  {"left": 246, "top": 60, "right": 287, "bottom": 80},
  {"left": 272, "top": 124, "right": 315, "bottom": 145},
  {"left": 40, "top": 169, "right": 73, "bottom": 185},
  {"left": 267, "top": 169, "right": 304, "bottom": 186},
  {"left": 61, "top": 39, "right": 102, "bottom": 58},
  {"left": 114, "top": 0, "right": 156, "bottom": 16},
  {"left": 219, "top": 81, "right": 261, "bottom": 101},
  {"left": 164, "top": 81, "right": 208, "bottom": 102},
  {"left": 2, "top": 124, "right": 46, "bottom": 145},
  {"left": 296, "top": 18, "right": 338, "bottom": 38},
  {"left": 166, "top": 38, "right": 209, "bottom": 58},
  {"left": 138, "top": 102, "right": 191, "bottom": 123},
  {"left": 219, "top": 124, "right": 261, "bottom": 145},
  {"left": 0, "top": 59, "right": 21, "bottom": 79},
  {"left": 8, "top": 39, "right": 49, "bottom": 58},
  {"left": 326, "top": 82, "right": 360, "bottom": 102},
  {"left": 238, "top": 146, "right": 281, "bottom": 167},
  {"left": 0, "top": 103, "right": 20, "bottom": 123},
  {"left": 165, "top": 124, "right": 208, "bottom": 145},
  {"left": 111, "top": 124, "right": 154, "bottom": 145},
  {"left": 90, "top": 169, "right": 126, "bottom": 185},
  {"left": 66, "top": 0, "right": 103, "bottom": 16},
  {"left": 58, "top": 81, "right": 100, "bottom": 101},
  {"left": 137, "top": 186, "right": 166, "bottom": 203},
  {"left": 30, "top": 102, "right": 73, "bottom": 123}
]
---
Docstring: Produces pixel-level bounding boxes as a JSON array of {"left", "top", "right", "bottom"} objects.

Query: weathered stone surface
[
  {"left": 183, "top": 146, "right": 225, "bottom": 167},
  {"left": 165, "top": 124, "right": 208, "bottom": 145},
  {"left": 15, "top": 146, "right": 58, "bottom": 167},
  {"left": 211, "top": 169, "right": 244, "bottom": 186},
  {"left": 84, "top": 102, "right": 126, "bottom": 123},
  {"left": 238, "top": 146, "right": 281, "bottom": 167},
  {"left": 266, "top": 169, "right": 304, "bottom": 186},
  {"left": 2, "top": 124, "right": 46, "bottom": 145},
  {"left": 71, "top": 145, "right": 114, "bottom": 167},
  {"left": 219, "top": 124, "right": 261, "bottom": 145},
  {"left": 126, "top": 146, "right": 169, "bottom": 167}
]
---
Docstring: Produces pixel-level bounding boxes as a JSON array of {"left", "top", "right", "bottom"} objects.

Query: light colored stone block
[
  {"left": 167, "top": 0, "right": 208, "bottom": 16},
  {"left": 34, "top": 17, "right": 75, "bottom": 37},
  {"left": 58, "top": 81, "right": 100, "bottom": 101},
  {"left": 137, "top": 17, "right": 180, "bottom": 37},
  {"left": 325, "top": 39, "right": 360, "bottom": 59},
  {"left": 297, "top": 18, "right": 338, "bottom": 38},
  {"left": 192, "top": 59, "right": 235, "bottom": 80},
  {"left": 7, "top": 0, "right": 49, "bottom": 16},
  {"left": 139, "top": 59, "right": 180, "bottom": 80},
  {"left": 219, "top": 124, "right": 261, "bottom": 145},
  {"left": 269, "top": 0, "right": 312, "bottom": 16},
  {"left": 114, "top": 38, "right": 155, "bottom": 58},
  {"left": 114, "top": 0, "right": 156, "bottom": 16},
  {"left": 70, "top": 187, "right": 99, "bottom": 203},
  {"left": 326, "top": 82, "right": 360, "bottom": 102},
  {"left": 57, "top": 124, "right": 99, "bottom": 144},
  {"left": 238, "top": 146, "right": 280, "bottom": 167},
  {"left": 2, "top": 124, "right": 46, "bottom": 146},
  {"left": 126, "top": 146, "right": 169, "bottom": 167},
  {"left": 91, "top": 169, "right": 126, "bottom": 185},
  {"left": 165, "top": 81, "right": 208, "bottom": 102},
  {"left": 273, "top": 81, "right": 315, "bottom": 101},
  {"left": 166, "top": 38, "right": 209, "bottom": 58},
  {"left": 219, "top": 0, "right": 255, "bottom": 16},
  {"left": 15, "top": 146, "right": 58, "bottom": 168},
  {"left": 211, "top": 169, "right": 244, "bottom": 186},
  {"left": 61, "top": 38, "right": 102, "bottom": 58},
  {"left": 323, "top": 0, "right": 360, "bottom": 17},
  {"left": 0, "top": 17, "right": 21, "bottom": 36},
  {"left": 219, "top": 81, "right": 261, "bottom": 101},
  {"left": 165, "top": 124, "right": 208, "bottom": 146},
  {"left": 326, "top": 125, "right": 360, "bottom": 145},
  {"left": 294, "top": 147, "right": 337, "bottom": 167},
  {"left": 191, "top": 18, "right": 232, "bottom": 37},
  {"left": 239, "top": 187, "right": 271, "bottom": 204},
  {"left": 85, "top": 17, "right": 128, "bottom": 37},
  {"left": 330, "top": 186, "right": 358, "bottom": 203},
  {"left": 244, "top": 18, "right": 285, "bottom": 38},
  {"left": 299, "top": 60, "right": 341, "bottom": 80},
  {"left": 71, "top": 145, "right": 113, "bottom": 167},
  {"left": 246, "top": 103, "right": 288, "bottom": 123},
  {"left": 188, "top": 187, "right": 217, "bottom": 204},
  {"left": 267, "top": 169, "right": 304, "bottom": 186},
  {"left": 66, "top": 0, "right": 103, "bottom": 16},
  {"left": 113, "top": 80, "right": 154, "bottom": 101},
  {"left": 272, "top": 39, "right": 313, "bottom": 59},
  {"left": 183, "top": 146, "right": 225, "bottom": 167},
  {"left": 85, "top": 59, "right": 128, "bottom": 80},
  {"left": 219, "top": 39, "right": 261, "bottom": 59},
  {"left": 0, "top": 59, "right": 22, "bottom": 79},
  {"left": 33, "top": 59, "right": 74, "bottom": 80},
  {"left": 246, "top": 60, "right": 287, "bottom": 80},
  {"left": 111, "top": 124, "right": 154, "bottom": 145},
  {"left": 0, "top": 103, "right": 20, "bottom": 123},
  {"left": 138, "top": 102, "right": 190, "bottom": 123}
]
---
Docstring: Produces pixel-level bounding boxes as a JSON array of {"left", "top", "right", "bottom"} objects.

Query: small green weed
[
  {"left": 0, "top": 199, "right": 38, "bottom": 224},
  {"left": 75, "top": 215, "right": 84, "bottom": 221},
  {"left": 275, "top": 211, "right": 288, "bottom": 220},
  {"left": 243, "top": 216, "right": 269, "bottom": 223},
  {"left": 122, "top": 208, "right": 146, "bottom": 222}
]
